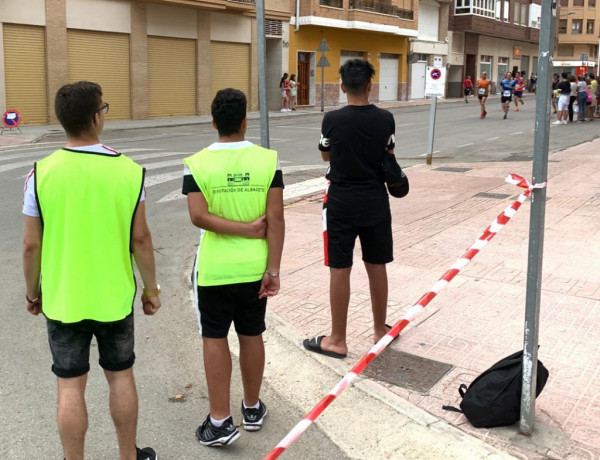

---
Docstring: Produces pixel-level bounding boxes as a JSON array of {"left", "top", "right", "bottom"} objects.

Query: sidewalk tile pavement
[{"left": 274, "top": 140, "right": 600, "bottom": 459}]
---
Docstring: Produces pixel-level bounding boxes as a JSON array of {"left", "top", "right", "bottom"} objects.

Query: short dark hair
[
  {"left": 55, "top": 81, "right": 103, "bottom": 136},
  {"left": 339, "top": 59, "right": 375, "bottom": 95},
  {"left": 211, "top": 88, "right": 247, "bottom": 137},
  {"left": 561, "top": 72, "right": 569, "bottom": 79}
]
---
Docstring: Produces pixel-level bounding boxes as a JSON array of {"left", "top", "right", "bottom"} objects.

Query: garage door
[
  {"left": 339, "top": 51, "right": 364, "bottom": 104},
  {"left": 379, "top": 54, "right": 399, "bottom": 101},
  {"left": 210, "top": 42, "right": 250, "bottom": 100},
  {"left": 3, "top": 24, "right": 48, "bottom": 125},
  {"left": 148, "top": 36, "right": 196, "bottom": 117},
  {"left": 67, "top": 29, "right": 130, "bottom": 120}
]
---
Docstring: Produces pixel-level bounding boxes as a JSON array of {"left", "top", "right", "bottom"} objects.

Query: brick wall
[
  {"left": 45, "top": 0, "right": 68, "bottom": 124},
  {"left": 130, "top": 3, "right": 148, "bottom": 119}
]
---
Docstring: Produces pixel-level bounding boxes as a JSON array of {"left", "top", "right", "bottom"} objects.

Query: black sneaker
[
  {"left": 137, "top": 446, "right": 157, "bottom": 460},
  {"left": 241, "top": 399, "right": 268, "bottom": 431},
  {"left": 196, "top": 414, "right": 240, "bottom": 447}
]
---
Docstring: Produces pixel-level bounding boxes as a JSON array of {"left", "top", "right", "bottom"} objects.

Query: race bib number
[
  {"left": 502, "top": 90, "right": 511, "bottom": 97},
  {"left": 478, "top": 88, "right": 485, "bottom": 95}
]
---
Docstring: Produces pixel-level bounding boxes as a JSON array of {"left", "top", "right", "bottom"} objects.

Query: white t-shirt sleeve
[{"left": 23, "top": 169, "right": 39, "bottom": 217}]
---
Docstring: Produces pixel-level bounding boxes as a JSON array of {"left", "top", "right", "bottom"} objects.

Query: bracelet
[
  {"left": 266, "top": 272, "right": 279, "bottom": 278},
  {"left": 143, "top": 284, "right": 161, "bottom": 297},
  {"left": 26, "top": 294, "right": 40, "bottom": 303}
]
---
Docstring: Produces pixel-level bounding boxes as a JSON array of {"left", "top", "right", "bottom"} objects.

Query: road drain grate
[
  {"left": 434, "top": 167, "right": 472, "bottom": 173},
  {"left": 364, "top": 350, "right": 452, "bottom": 393},
  {"left": 473, "top": 192, "right": 511, "bottom": 199}
]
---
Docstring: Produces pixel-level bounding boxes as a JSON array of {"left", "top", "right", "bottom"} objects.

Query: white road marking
[
  {"left": 156, "top": 165, "right": 328, "bottom": 203},
  {"left": 128, "top": 151, "right": 189, "bottom": 161},
  {"left": 282, "top": 165, "right": 327, "bottom": 174},
  {"left": 510, "top": 132, "right": 523, "bottom": 136},
  {"left": 273, "top": 126, "right": 321, "bottom": 130},
  {"left": 145, "top": 171, "right": 181, "bottom": 187},
  {"left": 456, "top": 143, "right": 474, "bottom": 148},
  {"left": 0, "top": 160, "right": 35, "bottom": 173},
  {"left": 487, "top": 137, "right": 500, "bottom": 141},
  {"left": 120, "top": 148, "right": 162, "bottom": 153},
  {"left": 396, "top": 123, "right": 414, "bottom": 127},
  {"left": 419, "top": 151, "right": 441, "bottom": 157}
]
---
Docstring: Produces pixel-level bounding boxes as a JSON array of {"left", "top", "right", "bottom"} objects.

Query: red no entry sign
[
  {"left": 2, "top": 109, "right": 21, "bottom": 128},
  {"left": 430, "top": 68, "right": 442, "bottom": 80}
]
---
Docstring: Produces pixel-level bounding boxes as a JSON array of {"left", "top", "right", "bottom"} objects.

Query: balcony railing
[
  {"left": 349, "top": 0, "right": 413, "bottom": 19},
  {"left": 320, "top": 0, "right": 344, "bottom": 7}
]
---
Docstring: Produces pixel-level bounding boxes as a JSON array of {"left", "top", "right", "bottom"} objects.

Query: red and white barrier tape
[{"left": 264, "top": 173, "right": 546, "bottom": 460}]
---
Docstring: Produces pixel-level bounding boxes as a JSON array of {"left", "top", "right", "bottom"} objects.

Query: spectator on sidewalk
[
  {"left": 182, "top": 88, "right": 285, "bottom": 447},
  {"left": 463, "top": 75, "right": 474, "bottom": 103},
  {"left": 553, "top": 73, "right": 570, "bottom": 125},
  {"left": 22, "top": 81, "right": 160, "bottom": 460},
  {"left": 304, "top": 59, "right": 401, "bottom": 359},
  {"left": 279, "top": 73, "right": 290, "bottom": 112},
  {"left": 576, "top": 74, "right": 588, "bottom": 122},
  {"left": 568, "top": 75, "right": 577, "bottom": 123}
]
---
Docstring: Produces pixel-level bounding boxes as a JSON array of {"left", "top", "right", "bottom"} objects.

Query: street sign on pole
[
  {"left": 425, "top": 66, "right": 445, "bottom": 97},
  {"left": 317, "top": 39, "right": 329, "bottom": 52},
  {"left": 317, "top": 39, "right": 329, "bottom": 113},
  {"left": 519, "top": 0, "right": 555, "bottom": 436}
]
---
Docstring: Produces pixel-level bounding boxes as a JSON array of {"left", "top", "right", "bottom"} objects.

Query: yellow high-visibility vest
[
  {"left": 183, "top": 144, "right": 277, "bottom": 286},
  {"left": 36, "top": 148, "right": 144, "bottom": 323}
]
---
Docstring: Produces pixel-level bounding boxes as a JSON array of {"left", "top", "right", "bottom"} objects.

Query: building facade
[
  {"left": 409, "top": 0, "right": 450, "bottom": 99},
  {"left": 447, "top": 0, "right": 541, "bottom": 97},
  {"left": 555, "top": 0, "right": 599, "bottom": 77},
  {"left": 289, "top": 0, "right": 418, "bottom": 106},
  {"left": 0, "top": 0, "right": 290, "bottom": 125}
]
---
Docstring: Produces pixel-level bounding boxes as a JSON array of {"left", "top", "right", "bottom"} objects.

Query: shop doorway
[{"left": 297, "top": 52, "right": 313, "bottom": 106}]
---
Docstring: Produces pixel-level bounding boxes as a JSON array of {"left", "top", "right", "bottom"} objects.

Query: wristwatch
[{"left": 143, "top": 284, "right": 161, "bottom": 297}]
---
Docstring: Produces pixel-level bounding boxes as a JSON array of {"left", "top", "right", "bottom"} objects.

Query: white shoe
[
  {"left": 561, "top": 120, "right": 568, "bottom": 125},
  {"left": 552, "top": 120, "right": 562, "bottom": 125},
  {"left": 280, "top": 109, "right": 286, "bottom": 112}
]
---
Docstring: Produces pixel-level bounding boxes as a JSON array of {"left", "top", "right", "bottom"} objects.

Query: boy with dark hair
[
  {"left": 182, "top": 88, "right": 285, "bottom": 447},
  {"left": 303, "top": 59, "right": 400, "bottom": 359},
  {"left": 22, "top": 81, "right": 160, "bottom": 460}
]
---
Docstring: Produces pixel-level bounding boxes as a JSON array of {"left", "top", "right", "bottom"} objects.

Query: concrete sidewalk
[
  {"left": 272, "top": 140, "right": 600, "bottom": 459},
  {"left": 0, "top": 96, "right": 469, "bottom": 147}
]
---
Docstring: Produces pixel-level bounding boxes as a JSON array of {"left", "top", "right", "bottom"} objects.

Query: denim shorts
[{"left": 46, "top": 312, "right": 135, "bottom": 378}]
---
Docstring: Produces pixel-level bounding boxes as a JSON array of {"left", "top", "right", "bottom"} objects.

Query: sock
[
  {"left": 243, "top": 400, "right": 260, "bottom": 410},
  {"left": 210, "top": 415, "right": 230, "bottom": 427}
]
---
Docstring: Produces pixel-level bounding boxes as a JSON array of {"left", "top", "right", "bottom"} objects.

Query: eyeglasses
[{"left": 96, "top": 103, "right": 109, "bottom": 115}]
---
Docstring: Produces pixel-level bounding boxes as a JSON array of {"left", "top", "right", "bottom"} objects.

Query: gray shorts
[{"left": 46, "top": 312, "right": 135, "bottom": 378}]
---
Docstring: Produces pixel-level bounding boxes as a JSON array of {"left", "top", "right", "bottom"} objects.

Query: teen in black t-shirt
[{"left": 303, "top": 59, "right": 400, "bottom": 359}]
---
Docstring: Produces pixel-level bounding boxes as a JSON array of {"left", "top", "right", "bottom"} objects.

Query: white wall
[
  {"left": 418, "top": 2, "right": 439, "bottom": 42},
  {"left": 210, "top": 13, "right": 251, "bottom": 43},
  {"left": 66, "top": 0, "right": 131, "bottom": 33},
  {"left": 147, "top": 4, "right": 198, "bottom": 39},
  {"left": 0, "top": 0, "right": 46, "bottom": 26}
]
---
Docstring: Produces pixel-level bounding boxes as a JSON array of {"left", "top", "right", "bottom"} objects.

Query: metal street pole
[
  {"left": 425, "top": 95, "right": 437, "bottom": 165},
  {"left": 256, "top": 0, "right": 270, "bottom": 148},
  {"left": 519, "top": 0, "right": 555, "bottom": 436},
  {"left": 321, "top": 65, "right": 325, "bottom": 112}
]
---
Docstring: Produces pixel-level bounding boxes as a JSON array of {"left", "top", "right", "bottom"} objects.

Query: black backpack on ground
[{"left": 442, "top": 350, "right": 549, "bottom": 428}]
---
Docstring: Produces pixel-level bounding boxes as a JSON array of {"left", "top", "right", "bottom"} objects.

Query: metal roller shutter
[
  {"left": 148, "top": 36, "right": 196, "bottom": 118},
  {"left": 379, "top": 55, "right": 399, "bottom": 101},
  {"left": 3, "top": 24, "right": 48, "bottom": 125},
  {"left": 210, "top": 42, "right": 250, "bottom": 100},
  {"left": 67, "top": 29, "right": 130, "bottom": 120}
]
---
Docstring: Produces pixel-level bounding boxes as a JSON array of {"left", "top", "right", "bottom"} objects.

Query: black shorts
[
  {"left": 501, "top": 96, "right": 512, "bottom": 103},
  {"left": 197, "top": 280, "right": 267, "bottom": 338},
  {"left": 323, "top": 201, "right": 393, "bottom": 269},
  {"left": 464, "top": 88, "right": 472, "bottom": 96},
  {"left": 46, "top": 313, "right": 135, "bottom": 378},
  {"left": 478, "top": 94, "right": 488, "bottom": 100}
]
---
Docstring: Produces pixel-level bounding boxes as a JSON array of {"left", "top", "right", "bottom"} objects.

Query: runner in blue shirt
[{"left": 500, "top": 72, "right": 515, "bottom": 119}]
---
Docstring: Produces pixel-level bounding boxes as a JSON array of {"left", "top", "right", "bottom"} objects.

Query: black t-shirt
[
  {"left": 557, "top": 80, "right": 571, "bottom": 95},
  {"left": 319, "top": 105, "right": 395, "bottom": 187}
]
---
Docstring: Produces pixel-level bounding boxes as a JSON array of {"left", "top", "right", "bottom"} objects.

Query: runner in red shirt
[{"left": 513, "top": 74, "right": 526, "bottom": 111}]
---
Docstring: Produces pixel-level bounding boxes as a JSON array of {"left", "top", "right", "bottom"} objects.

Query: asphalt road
[{"left": 1, "top": 98, "right": 599, "bottom": 459}]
